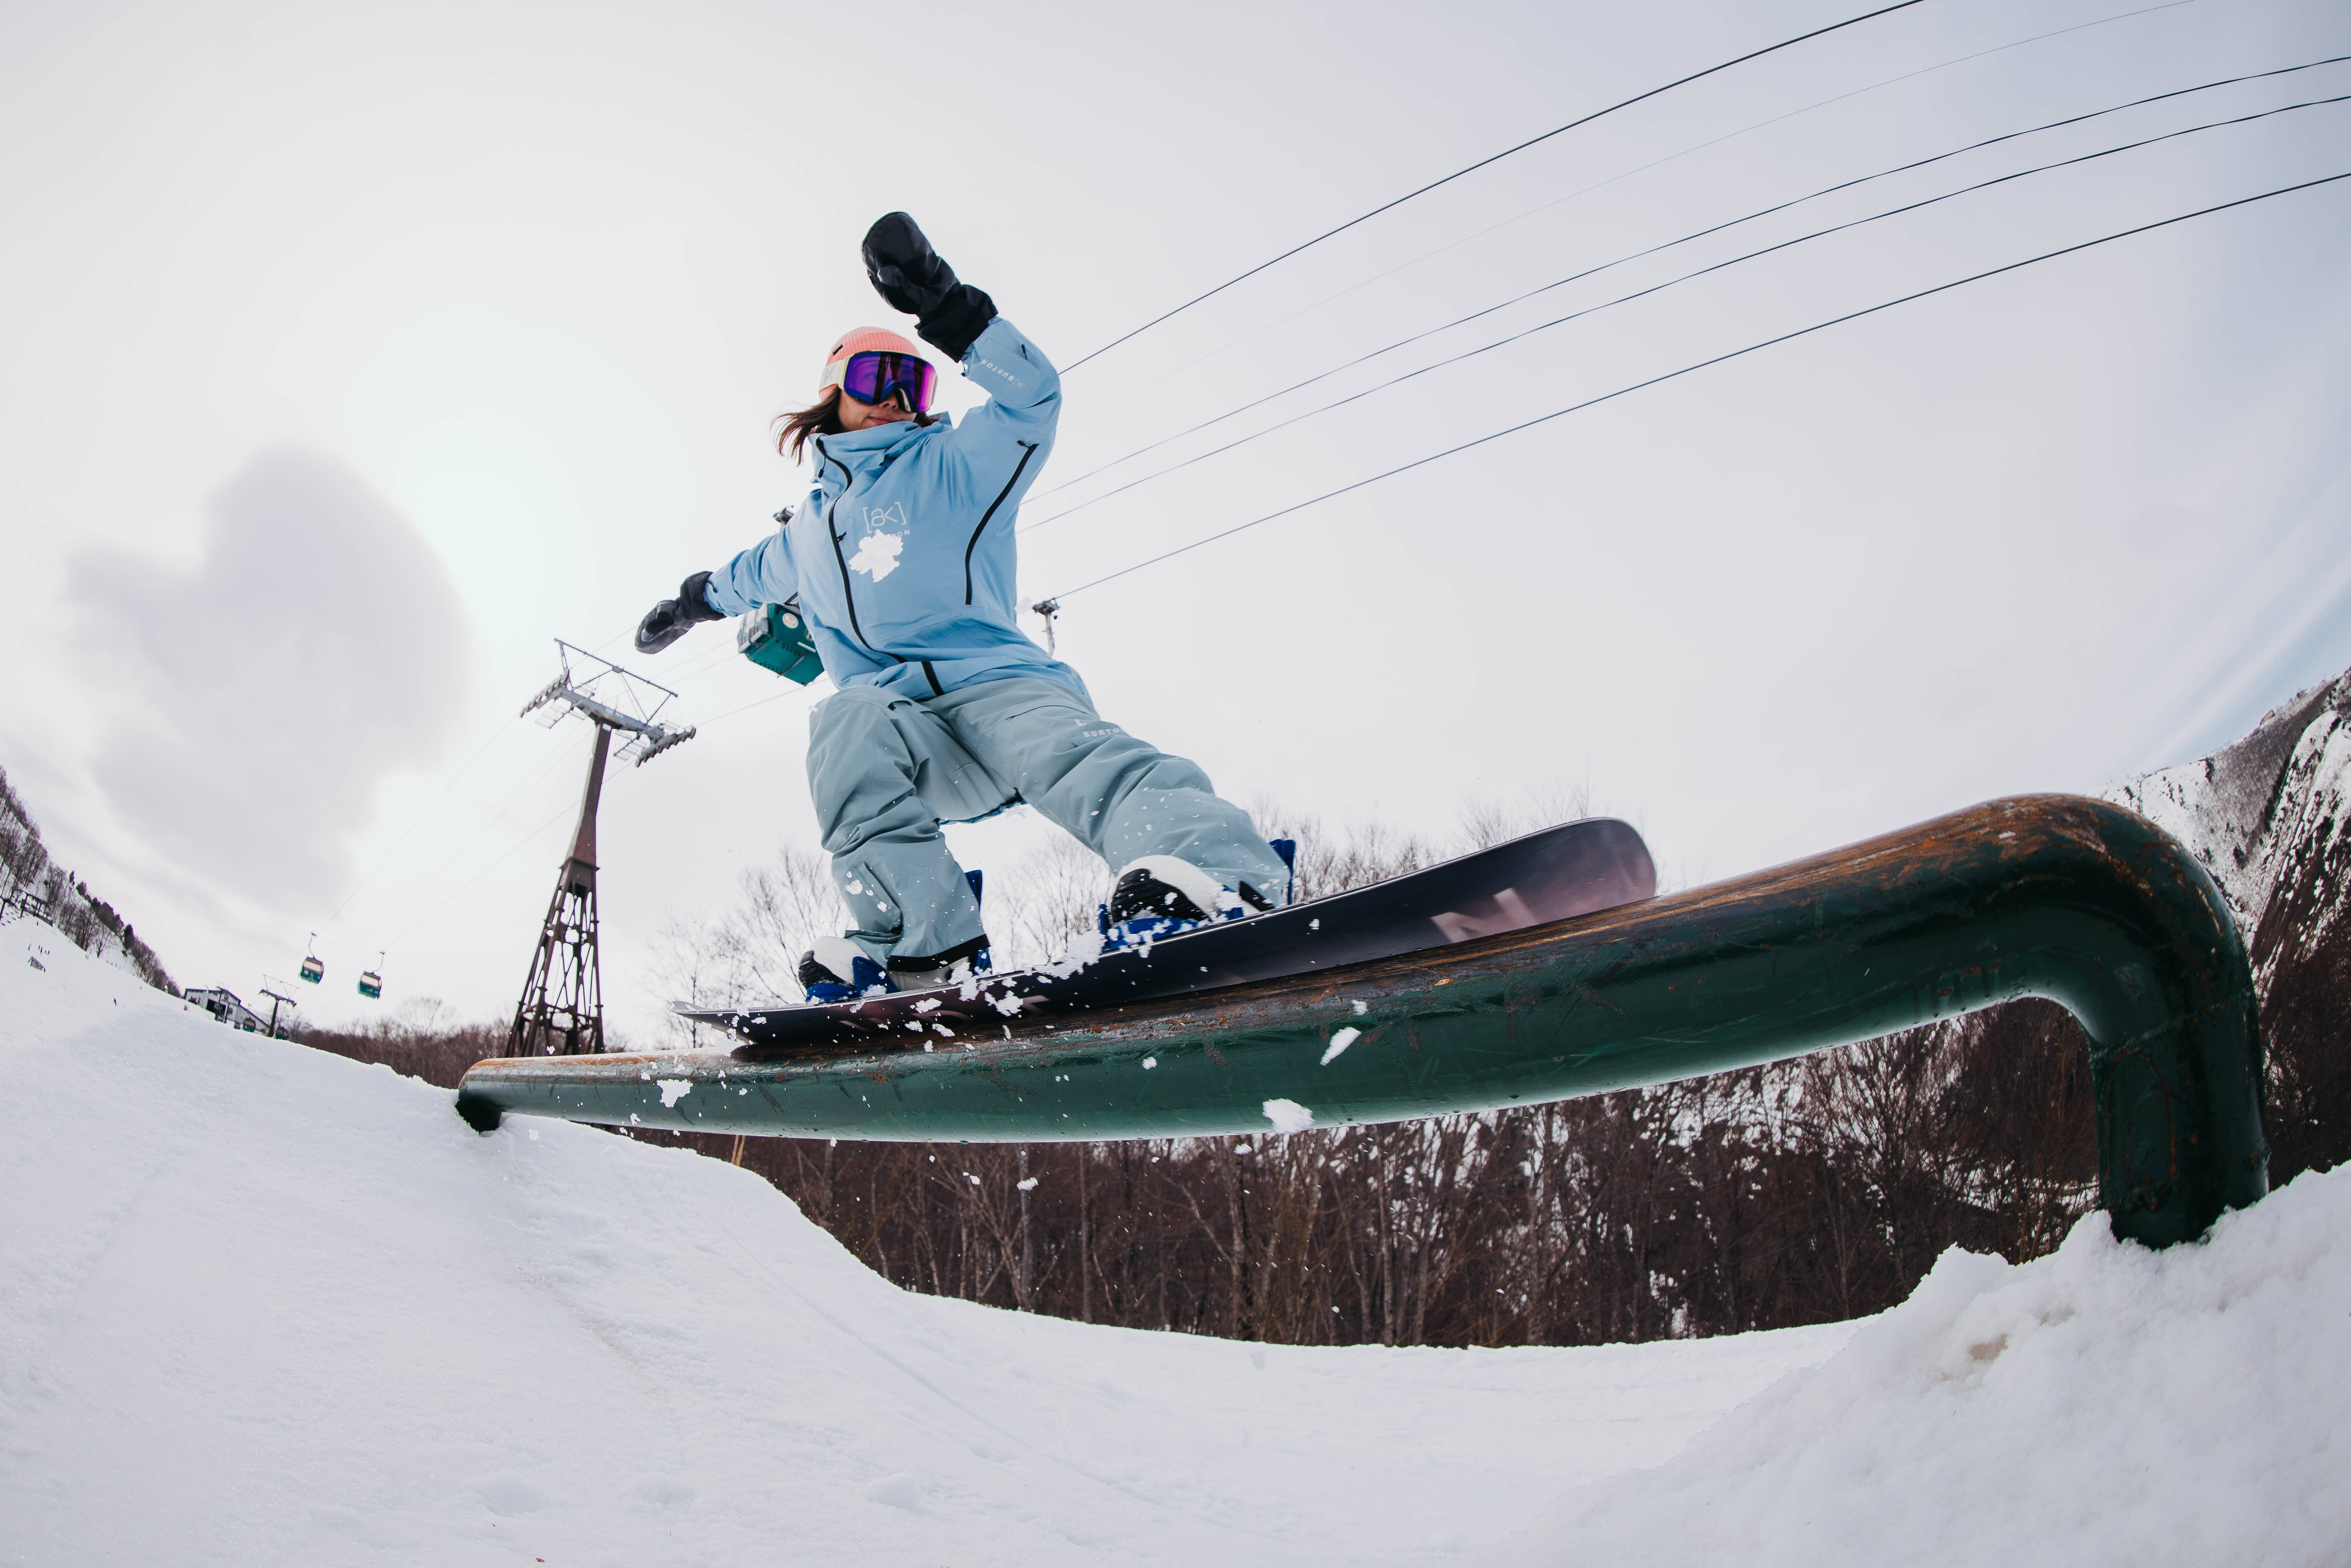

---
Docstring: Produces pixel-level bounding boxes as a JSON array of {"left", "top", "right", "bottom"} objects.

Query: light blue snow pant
[{"left": 806, "top": 677, "right": 1290, "bottom": 971}]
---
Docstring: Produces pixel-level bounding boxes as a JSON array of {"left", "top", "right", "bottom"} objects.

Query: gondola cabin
[
  {"left": 299, "top": 954, "right": 324, "bottom": 983},
  {"left": 358, "top": 969, "right": 382, "bottom": 1000}
]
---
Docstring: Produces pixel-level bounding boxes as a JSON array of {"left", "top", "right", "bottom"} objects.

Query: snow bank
[
  {"left": 3, "top": 924, "right": 2344, "bottom": 1564},
  {"left": 0, "top": 926, "right": 1839, "bottom": 1564},
  {"left": 1503, "top": 1157, "right": 2351, "bottom": 1565}
]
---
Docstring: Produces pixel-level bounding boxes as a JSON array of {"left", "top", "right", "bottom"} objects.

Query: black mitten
[
  {"left": 862, "top": 211, "right": 998, "bottom": 361},
  {"left": 634, "top": 571, "right": 724, "bottom": 654}
]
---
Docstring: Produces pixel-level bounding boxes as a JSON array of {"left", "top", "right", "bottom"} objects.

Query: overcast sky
[{"left": 5, "top": 0, "right": 2347, "bottom": 1035}]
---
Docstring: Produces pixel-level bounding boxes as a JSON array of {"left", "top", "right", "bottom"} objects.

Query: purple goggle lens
[{"left": 838, "top": 350, "right": 937, "bottom": 413}]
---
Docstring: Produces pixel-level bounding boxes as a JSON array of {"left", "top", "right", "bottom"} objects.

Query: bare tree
[
  {"left": 1456, "top": 777, "right": 1593, "bottom": 851},
  {"left": 649, "top": 842, "right": 839, "bottom": 1045},
  {"left": 735, "top": 845, "right": 842, "bottom": 980},
  {"left": 989, "top": 823, "right": 1107, "bottom": 968}
]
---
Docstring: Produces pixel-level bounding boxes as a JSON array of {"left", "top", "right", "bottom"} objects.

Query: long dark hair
[
  {"left": 773, "top": 385, "right": 935, "bottom": 462},
  {"left": 773, "top": 387, "right": 843, "bottom": 462}
]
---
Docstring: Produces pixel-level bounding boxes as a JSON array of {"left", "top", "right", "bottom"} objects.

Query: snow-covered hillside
[
  {"left": 4, "top": 925, "right": 2347, "bottom": 1564},
  {"left": 2107, "top": 670, "right": 2351, "bottom": 944},
  {"left": 2107, "top": 670, "right": 2351, "bottom": 1183}
]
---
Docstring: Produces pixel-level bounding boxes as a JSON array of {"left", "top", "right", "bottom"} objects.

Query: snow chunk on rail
[{"left": 1262, "top": 1098, "right": 1315, "bottom": 1133}]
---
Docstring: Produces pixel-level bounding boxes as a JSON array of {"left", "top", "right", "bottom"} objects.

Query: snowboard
[{"left": 680, "top": 817, "right": 1653, "bottom": 1052}]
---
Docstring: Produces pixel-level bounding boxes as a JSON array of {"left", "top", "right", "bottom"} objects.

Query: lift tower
[{"left": 509, "top": 642, "right": 695, "bottom": 1057}]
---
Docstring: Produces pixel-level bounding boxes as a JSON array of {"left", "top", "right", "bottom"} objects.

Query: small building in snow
[{"left": 185, "top": 986, "right": 264, "bottom": 1032}]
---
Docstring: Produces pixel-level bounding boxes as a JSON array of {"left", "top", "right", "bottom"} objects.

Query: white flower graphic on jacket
[{"left": 848, "top": 502, "right": 907, "bottom": 581}]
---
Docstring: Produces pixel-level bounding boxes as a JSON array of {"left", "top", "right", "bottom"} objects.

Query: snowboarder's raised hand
[
  {"left": 634, "top": 571, "right": 725, "bottom": 654},
  {"left": 862, "top": 211, "right": 997, "bottom": 361}
]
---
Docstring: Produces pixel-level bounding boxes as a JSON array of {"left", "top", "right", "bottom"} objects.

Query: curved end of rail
[
  {"left": 1771, "top": 792, "right": 2267, "bottom": 1246},
  {"left": 455, "top": 1089, "right": 503, "bottom": 1134},
  {"left": 456, "top": 794, "right": 2267, "bottom": 1249}
]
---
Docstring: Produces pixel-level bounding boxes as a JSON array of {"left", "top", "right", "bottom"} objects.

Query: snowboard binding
[
  {"left": 1097, "top": 854, "right": 1278, "bottom": 952},
  {"left": 798, "top": 938, "right": 891, "bottom": 1004}
]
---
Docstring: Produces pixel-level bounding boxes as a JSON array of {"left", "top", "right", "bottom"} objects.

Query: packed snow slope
[{"left": 5, "top": 926, "right": 2347, "bottom": 1566}]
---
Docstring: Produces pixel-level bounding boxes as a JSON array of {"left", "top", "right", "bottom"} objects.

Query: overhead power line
[
  {"left": 1060, "top": 0, "right": 1932, "bottom": 372},
  {"left": 1067, "top": 0, "right": 2204, "bottom": 428},
  {"left": 1041, "top": 169, "right": 2351, "bottom": 603},
  {"left": 1027, "top": 53, "right": 2351, "bottom": 522},
  {"left": 1022, "top": 89, "right": 2351, "bottom": 534}
]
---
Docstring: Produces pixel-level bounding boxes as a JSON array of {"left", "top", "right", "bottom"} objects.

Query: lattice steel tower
[{"left": 509, "top": 642, "right": 694, "bottom": 1058}]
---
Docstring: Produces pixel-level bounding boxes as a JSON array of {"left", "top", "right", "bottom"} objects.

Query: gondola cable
[
  {"left": 1059, "top": 0, "right": 1934, "bottom": 372},
  {"left": 1028, "top": 51, "right": 2351, "bottom": 516},
  {"left": 1021, "top": 90, "right": 2351, "bottom": 535},
  {"left": 1038, "top": 169, "right": 2351, "bottom": 603},
  {"left": 1066, "top": 0, "right": 2207, "bottom": 428}
]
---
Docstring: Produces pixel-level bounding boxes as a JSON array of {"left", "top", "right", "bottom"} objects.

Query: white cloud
[{"left": 68, "top": 448, "right": 473, "bottom": 907}]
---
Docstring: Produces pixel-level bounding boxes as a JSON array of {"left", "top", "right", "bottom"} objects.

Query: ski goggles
[{"left": 823, "top": 349, "right": 937, "bottom": 413}]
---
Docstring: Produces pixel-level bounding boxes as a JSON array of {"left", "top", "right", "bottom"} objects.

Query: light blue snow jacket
[{"left": 702, "top": 316, "right": 1086, "bottom": 701}]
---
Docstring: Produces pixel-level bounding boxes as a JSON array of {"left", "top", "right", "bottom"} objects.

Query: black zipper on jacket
[
  {"left": 818, "top": 442, "right": 896, "bottom": 660},
  {"left": 964, "top": 440, "right": 1040, "bottom": 605}
]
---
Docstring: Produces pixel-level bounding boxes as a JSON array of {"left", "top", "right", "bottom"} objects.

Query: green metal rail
[{"left": 457, "top": 795, "right": 2268, "bottom": 1247}]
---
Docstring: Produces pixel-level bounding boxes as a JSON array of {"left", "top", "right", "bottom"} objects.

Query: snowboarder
[{"left": 635, "top": 213, "right": 1291, "bottom": 1000}]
